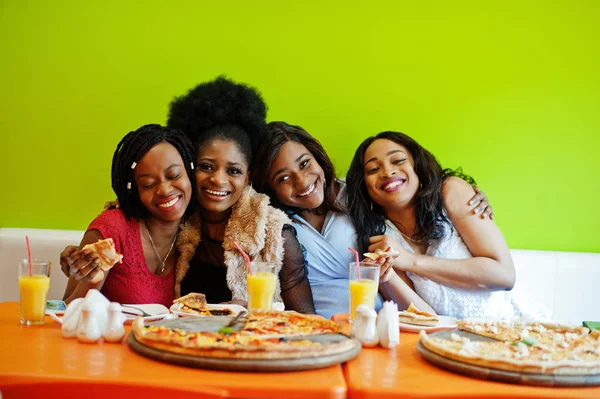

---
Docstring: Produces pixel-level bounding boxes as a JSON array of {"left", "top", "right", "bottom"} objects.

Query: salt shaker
[
  {"left": 103, "top": 302, "right": 126, "bottom": 342},
  {"left": 354, "top": 304, "right": 379, "bottom": 347},
  {"left": 77, "top": 301, "right": 103, "bottom": 343}
]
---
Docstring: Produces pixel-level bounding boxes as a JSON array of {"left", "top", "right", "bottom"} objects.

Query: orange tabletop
[
  {"left": 344, "top": 331, "right": 600, "bottom": 399},
  {"left": 0, "top": 302, "right": 347, "bottom": 399}
]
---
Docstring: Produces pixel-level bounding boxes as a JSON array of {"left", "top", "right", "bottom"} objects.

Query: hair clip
[
  {"left": 131, "top": 162, "right": 137, "bottom": 169},
  {"left": 190, "top": 162, "right": 195, "bottom": 169},
  {"left": 127, "top": 182, "right": 132, "bottom": 190}
]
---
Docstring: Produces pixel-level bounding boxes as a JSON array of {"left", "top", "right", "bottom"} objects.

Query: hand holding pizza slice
[
  {"left": 82, "top": 238, "right": 123, "bottom": 272},
  {"left": 363, "top": 246, "right": 401, "bottom": 261}
]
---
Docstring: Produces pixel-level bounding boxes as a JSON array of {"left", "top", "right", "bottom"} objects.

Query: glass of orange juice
[
  {"left": 19, "top": 259, "right": 51, "bottom": 325},
  {"left": 349, "top": 262, "right": 380, "bottom": 322},
  {"left": 247, "top": 262, "right": 277, "bottom": 310}
]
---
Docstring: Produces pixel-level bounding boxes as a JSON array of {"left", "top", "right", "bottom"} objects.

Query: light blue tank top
[{"left": 292, "top": 183, "right": 383, "bottom": 319}]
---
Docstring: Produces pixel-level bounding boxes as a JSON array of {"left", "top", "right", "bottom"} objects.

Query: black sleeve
[{"left": 279, "top": 224, "right": 316, "bottom": 314}]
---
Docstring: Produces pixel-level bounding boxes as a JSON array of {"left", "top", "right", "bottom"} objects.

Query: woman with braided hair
[
  {"left": 61, "top": 124, "right": 196, "bottom": 307},
  {"left": 166, "top": 76, "right": 315, "bottom": 314}
]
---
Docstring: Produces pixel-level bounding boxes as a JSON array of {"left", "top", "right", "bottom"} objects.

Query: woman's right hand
[{"left": 59, "top": 245, "right": 105, "bottom": 283}]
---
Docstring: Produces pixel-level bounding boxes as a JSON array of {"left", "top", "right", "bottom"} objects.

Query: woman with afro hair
[{"left": 166, "top": 76, "right": 315, "bottom": 313}]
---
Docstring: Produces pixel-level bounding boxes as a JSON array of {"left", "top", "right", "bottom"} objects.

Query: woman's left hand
[
  {"left": 378, "top": 256, "right": 396, "bottom": 283},
  {"left": 469, "top": 187, "right": 494, "bottom": 219}
]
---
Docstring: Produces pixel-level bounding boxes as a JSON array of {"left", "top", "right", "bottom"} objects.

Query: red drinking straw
[
  {"left": 25, "top": 236, "right": 33, "bottom": 277},
  {"left": 233, "top": 241, "right": 253, "bottom": 275},
  {"left": 347, "top": 247, "right": 361, "bottom": 280}
]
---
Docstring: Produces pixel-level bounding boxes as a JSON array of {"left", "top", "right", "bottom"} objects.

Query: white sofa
[{"left": 1, "top": 228, "right": 598, "bottom": 324}]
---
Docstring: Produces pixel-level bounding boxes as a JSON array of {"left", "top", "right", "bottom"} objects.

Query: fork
[
  {"left": 121, "top": 305, "right": 152, "bottom": 317},
  {"left": 225, "top": 310, "right": 248, "bottom": 328}
]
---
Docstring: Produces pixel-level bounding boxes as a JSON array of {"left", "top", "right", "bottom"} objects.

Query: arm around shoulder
[{"left": 441, "top": 177, "right": 515, "bottom": 290}]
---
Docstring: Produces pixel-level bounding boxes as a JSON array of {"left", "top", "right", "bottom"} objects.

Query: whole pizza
[
  {"left": 132, "top": 310, "right": 356, "bottom": 360},
  {"left": 420, "top": 319, "right": 600, "bottom": 375}
]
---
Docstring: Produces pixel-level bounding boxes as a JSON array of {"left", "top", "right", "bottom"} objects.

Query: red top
[{"left": 88, "top": 209, "right": 174, "bottom": 307}]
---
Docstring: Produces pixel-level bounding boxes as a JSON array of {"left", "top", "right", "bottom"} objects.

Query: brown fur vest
[{"left": 174, "top": 186, "right": 291, "bottom": 302}]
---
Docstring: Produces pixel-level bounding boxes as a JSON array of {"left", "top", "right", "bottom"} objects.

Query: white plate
[
  {"left": 399, "top": 315, "right": 458, "bottom": 333},
  {"left": 169, "top": 303, "right": 247, "bottom": 318},
  {"left": 121, "top": 304, "right": 171, "bottom": 323}
]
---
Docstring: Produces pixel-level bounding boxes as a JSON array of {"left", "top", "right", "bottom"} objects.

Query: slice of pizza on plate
[
  {"left": 399, "top": 303, "right": 440, "bottom": 326},
  {"left": 174, "top": 292, "right": 208, "bottom": 310},
  {"left": 172, "top": 292, "right": 239, "bottom": 317}
]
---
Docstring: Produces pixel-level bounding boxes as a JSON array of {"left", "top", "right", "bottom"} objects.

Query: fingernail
[
  {"left": 474, "top": 208, "right": 480, "bottom": 214},
  {"left": 469, "top": 200, "right": 474, "bottom": 205}
]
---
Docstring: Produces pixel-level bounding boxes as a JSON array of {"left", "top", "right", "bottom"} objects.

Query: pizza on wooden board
[
  {"left": 82, "top": 238, "right": 123, "bottom": 271},
  {"left": 420, "top": 320, "right": 600, "bottom": 375},
  {"left": 132, "top": 310, "right": 351, "bottom": 360}
]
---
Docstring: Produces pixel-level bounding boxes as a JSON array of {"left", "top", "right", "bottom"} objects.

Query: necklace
[
  {"left": 143, "top": 221, "right": 178, "bottom": 274},
  {"left": 398, "top": 229, "right": 426, "bottom": 244}
]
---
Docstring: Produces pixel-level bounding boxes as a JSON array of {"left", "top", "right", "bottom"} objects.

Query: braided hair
[
  {"left": 111, "top": 124, "right": 197, "bottom": 219},
  {"left": 166, "top": 75, "right": 268, "bottom": 168}
]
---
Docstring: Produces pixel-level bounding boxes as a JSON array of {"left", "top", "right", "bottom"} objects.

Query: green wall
[{"left": 1, "top": 1, "right": 599, "bottom": 253}]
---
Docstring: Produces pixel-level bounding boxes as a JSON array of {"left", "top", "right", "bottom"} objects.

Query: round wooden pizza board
[
  {"left": 417, "top": 330, "right": 600, "bottom": 387},
  {"left": 127, "top": 332, "right": 362, "bottom": 372}
]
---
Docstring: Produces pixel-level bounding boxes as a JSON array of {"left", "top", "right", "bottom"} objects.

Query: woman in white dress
[{"left": 346, "top": 131, "right": 519, "bottom": 319}]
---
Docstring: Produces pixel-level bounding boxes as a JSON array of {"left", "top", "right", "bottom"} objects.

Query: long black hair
[
  {"left": 346, "top": 131, "right": 476, "bottom": 254},
  {"left": 111, "top": 124, "right": 197, "bottom": 220},
  {"left": 166, "top": 76, "right": 268, "bottom": 168},
  {"left": 252, "top": 121, "right": 344, "bottom": 215}
]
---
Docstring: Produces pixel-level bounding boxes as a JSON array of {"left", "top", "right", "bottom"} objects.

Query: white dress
[{"left": 385, "top": 220, "right": 520, "bottom": 320}]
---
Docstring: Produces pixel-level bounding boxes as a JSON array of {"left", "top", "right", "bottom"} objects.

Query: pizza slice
[
  {"left": 242, "top": 310, "right": 341, "bottom": 337},
  {"left": 399, "top": 303, "right": 440, "bottom": 326},
  {"left": 82, "top": 238, "right": 123, "bottom": 271},
  {"left": 174, "top": 292, "right": 208, "bottom": 310},
  {"left": 363, "top": 246, "right": 400, "bottom": 261},
  {"left": 458, "top": 318, "right": 590, "bottom": 345}
]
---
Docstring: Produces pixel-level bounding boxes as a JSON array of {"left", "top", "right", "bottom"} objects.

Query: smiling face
[
  {"left": 363, "top": 138, "right": 420, "bottom": 211},
  {"left": 134, "top": 142, "right": 192, "bottom": 223},
  {"left": 267, "top": 141, "right": 326, "bottom": 210},
  {"left": 194, "top": 139, "right": 249, "bottom": 219}
]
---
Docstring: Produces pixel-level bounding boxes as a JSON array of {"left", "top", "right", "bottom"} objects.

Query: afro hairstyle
[{"left": 166, "top": 75, "right": 268, "bottom": 166}]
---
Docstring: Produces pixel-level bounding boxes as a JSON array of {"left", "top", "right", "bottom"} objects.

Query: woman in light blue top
[{"left": 252, "top": 122, "right": 492, "bottom": 319}]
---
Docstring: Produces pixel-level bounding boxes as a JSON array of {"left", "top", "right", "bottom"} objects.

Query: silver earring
[{"left": 370, "top": 201, "right": 373, "bottom": 212}]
